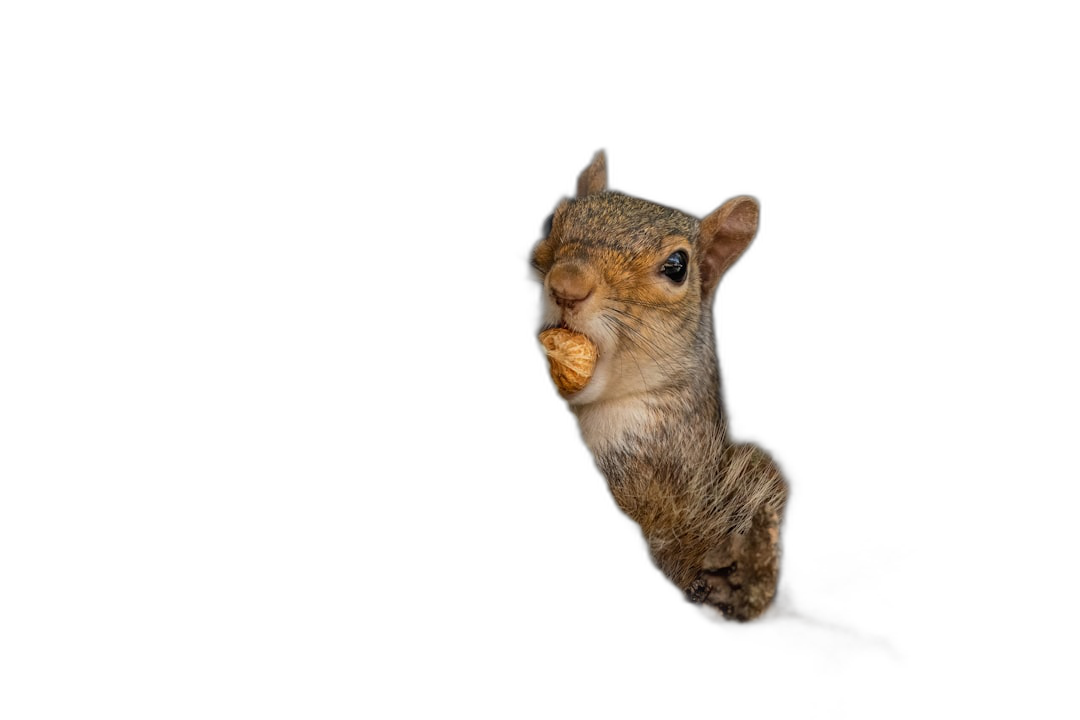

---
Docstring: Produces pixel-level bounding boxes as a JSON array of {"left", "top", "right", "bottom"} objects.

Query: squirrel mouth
[
  {"left": 545, "top": 321, "right": 592, "bottom": 343},
  {"left": 539, "top": 321, "right": 601, "bottom": 354}
]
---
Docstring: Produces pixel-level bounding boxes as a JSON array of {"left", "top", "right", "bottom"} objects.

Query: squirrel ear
[
  {"left": 699, "top": 196, "right": 759, "bottom": 296},
  {"left": 576, "top": 150, "right": 607, "bottom": 197}
]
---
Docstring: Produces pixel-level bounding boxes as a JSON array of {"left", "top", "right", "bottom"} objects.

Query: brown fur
[{"left": 533, "top": 151, "right": 789, "bottom": 621}]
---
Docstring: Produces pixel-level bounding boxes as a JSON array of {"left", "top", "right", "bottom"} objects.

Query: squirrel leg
[{"left": 685, "top": 504, "right": 783, "bottom": 621}]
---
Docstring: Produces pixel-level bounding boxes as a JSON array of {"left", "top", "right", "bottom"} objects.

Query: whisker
[
  {"left": 600, "top": 317, "right": 648, "bottom": 395},
  {"left": 604, "top": 306, "right": 684, "bottom": 367},
  {"left": 604, "top": 312, "right": 680, "bottom": 379},
  {"left": 608, "top": 296, "right": 669, "bottom": 310}
]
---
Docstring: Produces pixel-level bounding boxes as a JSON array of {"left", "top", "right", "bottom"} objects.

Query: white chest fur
[{"left": 573, "top": 396, "right": 655, "bottom": 454}]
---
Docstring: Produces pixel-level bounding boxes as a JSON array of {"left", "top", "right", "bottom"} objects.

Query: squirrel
[{"left": 532, "top": 151, "right": 788, "bottom": 621}]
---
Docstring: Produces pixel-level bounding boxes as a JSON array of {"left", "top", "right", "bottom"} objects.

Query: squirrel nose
[{"left": 548, "top": 263, "right": 596, "bottom": 309}]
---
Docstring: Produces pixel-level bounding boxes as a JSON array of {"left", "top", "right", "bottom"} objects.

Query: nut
[{"left": 539, "top": 328, "right": 598, "bottom": 395}]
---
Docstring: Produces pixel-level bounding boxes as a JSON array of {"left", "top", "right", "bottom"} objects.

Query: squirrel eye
[
  {"left": 540, "top": 212, "right": 557, "bottom": 237},
  {"left": 661, "top": 250, "right": 688, "bottom": 284}
]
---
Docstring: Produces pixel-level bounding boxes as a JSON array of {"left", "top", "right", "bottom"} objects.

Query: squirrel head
[{"left": 532, "top": 151, "right": 760, "bottom": 406}]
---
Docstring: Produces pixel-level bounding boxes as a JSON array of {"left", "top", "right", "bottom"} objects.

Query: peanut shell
[{"left": 539, "top": 328, "right": 598, "bottom": 395}]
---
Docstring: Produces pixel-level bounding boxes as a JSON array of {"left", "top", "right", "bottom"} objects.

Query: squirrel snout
[{"left": 548, "top": 263, "right": 596, "bottom": 309}]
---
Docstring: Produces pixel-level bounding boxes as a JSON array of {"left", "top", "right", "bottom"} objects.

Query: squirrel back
[{"left": 533, "top": 151, "right": 788, "bottom": 620}]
